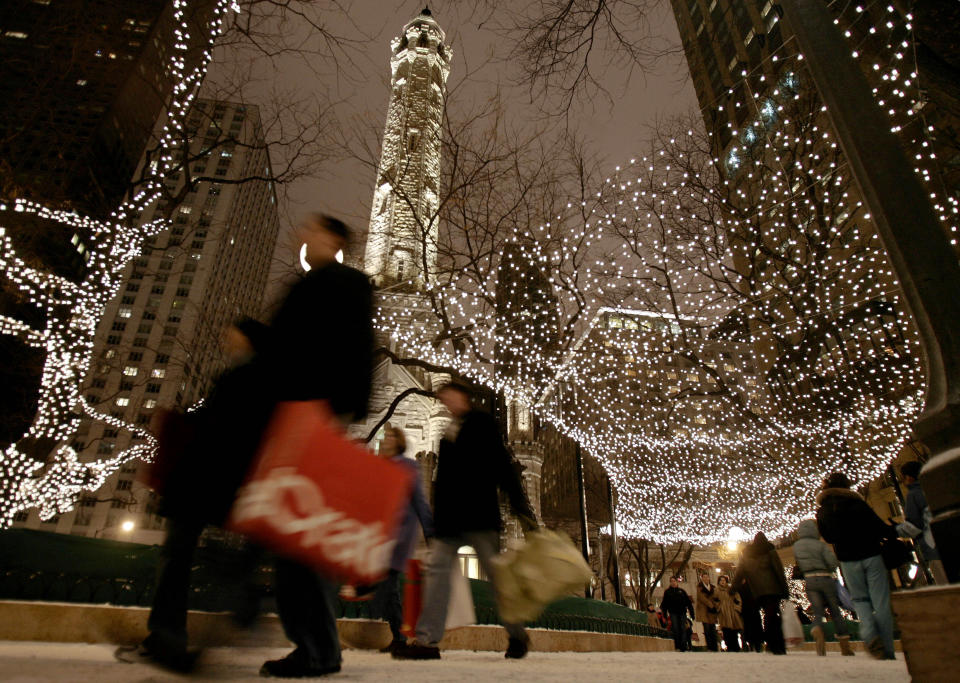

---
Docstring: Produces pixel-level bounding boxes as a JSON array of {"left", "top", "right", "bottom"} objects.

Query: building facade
[{"left": 11, "top": 99, "right": 281, "bottom": 543}]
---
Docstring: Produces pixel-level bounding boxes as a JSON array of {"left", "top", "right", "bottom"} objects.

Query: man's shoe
[
  {"left": 866, "top": 637, "right": 886, "bottom": 660},
  {"left": 391, "top": 641, "right": 441, "bottom": 660},
  {"left": 505, "top": 636, "right": 530, "bottom": 659},
  {"left": 379, "top": 639, "right": 406, "bottom": 654},
  {"left": 129, "top": 633, "right": 199, "bottom": 673},
  {"left": 259, "top": 651, "right": 341, "bottom": 678}
]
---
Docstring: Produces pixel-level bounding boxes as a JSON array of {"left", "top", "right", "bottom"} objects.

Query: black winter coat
[
  {"left": 432, "top": 411, "right": 534, "bottom": 537},
  {"left": 264, "top": 261, "right": 374, "bottom": 418},
  {"left": 159, "top": 359, "right": 273, "bottom": 524},
  {"left": 660, "top": 586, "right": 694, "bottom": 617},
  {"left": 816, "top": 487, "right": 895, "bottom": 562},
  {"left": 734, "top": 538, "right": 788, "bottom": 600}
]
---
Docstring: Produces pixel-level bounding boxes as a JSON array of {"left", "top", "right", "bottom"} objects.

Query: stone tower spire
[{"left": 364, "top": 8, "right": 451, "bottom": 288}]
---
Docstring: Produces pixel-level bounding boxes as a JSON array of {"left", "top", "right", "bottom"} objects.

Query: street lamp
[{"left": 120, "top": 520, "right": 135, "bottom": 533}]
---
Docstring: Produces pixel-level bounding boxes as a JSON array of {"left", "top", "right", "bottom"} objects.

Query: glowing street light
[{"left": 120, "top": 520, "right": 135, "bottom": 533}]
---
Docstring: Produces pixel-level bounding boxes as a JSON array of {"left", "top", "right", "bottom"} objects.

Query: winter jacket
[
  {"left": 431, "top": 410, "right": 535, "bottom": 537},
  {"left": 660, "top": 586, "right": 694, "bottom": 617},
  {"left": 159, "top": 357, "right": 273, "bottom": 524},
  {"left": 264, "top": 261, "right": 374, "bottom": 419},
  {"left": 717, "top": 586, "right": 743, "bottom": 631},
  {"left": 901, "top": 481, "right": 939, "bottom": 561},
  {"left": 389, "top": 455, "right": 434, "bottom": 571},
  {"left": 735, "top": 537, "right": 789, "bottom": 600},
  {"left": 816, "top": 487, "right": 896, "bottom": 562},
  {"left": 792, "top": 519, "right": 839, "bottom": 576},
  {"left": 696, "top": 582, "right": 721, "bottom": 624}
]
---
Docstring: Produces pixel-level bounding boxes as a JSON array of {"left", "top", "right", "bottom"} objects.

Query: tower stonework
[{"left": 363, "top": 8, "right": 451, "bottom": 288}]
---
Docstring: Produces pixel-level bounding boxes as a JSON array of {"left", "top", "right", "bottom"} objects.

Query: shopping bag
[
  {"left": 445, "top": 566, "right": 476, "bottom": 630},
  {"left": 228, "top": 401, "right": 413, "bottom": 585},
  {"left": 489, "top": 528, "right": 592, "bottom": 623},
  {"left": 781, "top": 600, "right": 804, "bottom": 647}
]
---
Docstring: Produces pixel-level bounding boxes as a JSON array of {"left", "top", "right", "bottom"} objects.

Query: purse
[
  {"left": 228, "top": 401, "right": 413, "bottom": 584},
  {"left": 791, "top": 564, "right": 805, "bottom": 581},
  {"left": 880, "top": 537, "right": 911, "bottom": 569}
]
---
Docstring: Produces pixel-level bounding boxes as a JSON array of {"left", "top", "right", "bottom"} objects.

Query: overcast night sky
[{"left": 208, "top": 1, "right": 699, "bottom": 281}]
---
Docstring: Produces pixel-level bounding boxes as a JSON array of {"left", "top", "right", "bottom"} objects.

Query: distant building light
[
  {"left": 4, "top": 31, "right": 28, "bottom": 39},
  {"left": 76, "top": 79, "right": 87, "bottom": 86}
]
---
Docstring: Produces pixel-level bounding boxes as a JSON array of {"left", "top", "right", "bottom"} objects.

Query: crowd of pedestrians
[{"left": 128, "top": 211, "right": 937, "bottom": 676}]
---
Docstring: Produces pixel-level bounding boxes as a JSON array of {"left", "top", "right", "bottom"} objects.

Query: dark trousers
[
  {"left": 371, "top": 569, "right": 404, "bottom": 642},
  {"left": 702, "top": 622, "right": 719, "bottom": 651},
  {"left": 147, "top": 517, "right": 205, "bottom": 649},
  {"left": 668, "top": 611, "right": 686, "bottom": 651},
  {"left": 722, "top": 627, "right": 742, "bottom": 652},
  {"left": 759, "top": 596, "right": 785, "bottom": 654},
  {"left": 274, "top": 558, "right": 341, "bottom": 669},
  {"left": 741, "top": 603, "right": 764, "bottom": 652}
]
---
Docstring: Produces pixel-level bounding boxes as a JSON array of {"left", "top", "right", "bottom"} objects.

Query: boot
[
  {"left": 811, "top": 626, "right": 826, "bottom": 656},
  {"left": 837, "top": 635, "right": 855, "bottom": 657}
]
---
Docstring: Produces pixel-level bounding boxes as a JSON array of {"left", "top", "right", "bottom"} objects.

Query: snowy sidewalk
[{"left": 0, "top": 642, "right": 910, "bottom": 681}]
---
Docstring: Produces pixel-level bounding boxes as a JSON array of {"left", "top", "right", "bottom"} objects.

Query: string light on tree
[{"left": 0, "top": 0, "right": 238, "bottom": 527}]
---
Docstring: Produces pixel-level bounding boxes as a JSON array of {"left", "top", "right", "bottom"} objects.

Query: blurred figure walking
[
  {"left": 136, "top": 317, "right": 271, "bottom": 672},
  {"left": 816, "top": 472, "right": 897, "bottom": 661},
  {"left": 660, "top": 576, "right": 695, "bottom": 652},
  {"left": 257, "top": 214, "right": 374, "bottom": 678},
  {"left": 370, "top": 425, "right": 434, "bottom": 653},
  {"left": 392, "top": 383, "right": 538, "bottom": 661},
  {"left": 735, "top": 533, "right": 788, "bottom": 655},
  {"left": 793, "top": 519, "right": 853, "bottom": 656},
  {"left": 716, "top": 575, "right": 743, "bottom": 652},
  {"left": 696, "top": 570, "right": 721, "bottom": 652},
  {"left": 897, "top": 460, "right": 947, "bottom": 585}
]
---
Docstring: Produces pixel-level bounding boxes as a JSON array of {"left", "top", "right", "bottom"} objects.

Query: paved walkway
[{"left": 0, "top": 641, "right": 910, "bottom": 681}]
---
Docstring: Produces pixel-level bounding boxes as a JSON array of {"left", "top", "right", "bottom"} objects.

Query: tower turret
[{"left": 364, "top": 8, "right": 451, "bottom": 288}]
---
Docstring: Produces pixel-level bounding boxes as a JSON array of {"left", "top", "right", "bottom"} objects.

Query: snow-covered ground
[{"left": 0, "top": 642, "right": 910, "bottom": 681}]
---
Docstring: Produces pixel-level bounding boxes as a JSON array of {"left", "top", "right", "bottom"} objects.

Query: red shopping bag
[{"left": 228, "top": 401, "right": 413, "bottom": 585}]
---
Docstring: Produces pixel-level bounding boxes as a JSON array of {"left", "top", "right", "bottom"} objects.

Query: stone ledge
[
  {"left": 892, "top": 584, "right": 960, "bottom": 682},
  {"left": 0, "top": 601, "right": 673, "bottom": 653}
]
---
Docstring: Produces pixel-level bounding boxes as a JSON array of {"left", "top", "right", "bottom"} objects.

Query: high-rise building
[
  {"left": 362, "top": 7, "right": 451, "bottom": 289},
  {"left": 10, "top": 99, "right": 281, "bottom": 543},
  {"left": 669, "top": 0, "right": 785, "bottom": 144},
  {"left": 0, "top": 0, "right": 213, "bottom": 220},
  {"left": 0, "top": 0, "right": 215, "bottom": 448}
]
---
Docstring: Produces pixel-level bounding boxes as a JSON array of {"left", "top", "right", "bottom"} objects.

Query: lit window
[
  {"left": 123, "top": 366, "right": 138, "bottom": 377},
  {"left": 76, "top": 79, "right": 87, "bottom": 86},
  {"left": 151, "top": 368, "right": 166, "bottom": 378},
  {"left": 143, "top": 399, "right": 157, "bottom": 409},
  {"left": 118, "top": 308, "right": 132, "bottom": 318},
  {"left": 116, "top": 397, "right": 130, "bottom": 407},
  {"left": 4, "top": 31, "right": 28, "bottom": 39}
]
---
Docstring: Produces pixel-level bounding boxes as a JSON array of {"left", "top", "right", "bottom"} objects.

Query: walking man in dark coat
[
  {"left": 393, "top": 383, "right": 537, "bottom": 661},
  {"left": 138, "top": 318, "right": 271, "bottom": 672},
  {"left": 734, "top": 533, "right": 789, "bottom": 655},
  {"left": 660, "top": 576, "right": 695, "bottom": 651},
  {"left": 258, "top": 214, "right": 374, "bottom": 678}
]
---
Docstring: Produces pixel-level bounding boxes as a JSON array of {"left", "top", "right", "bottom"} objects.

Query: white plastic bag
[
  {"left": 490, "top": 529, "right": 592, "bottom": 624},
  {"left": 781, "top": 599, "right": 804, "bottom": 648},
  {"left": 445, "top": 565, "right": 476, "bottom": 630}
]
